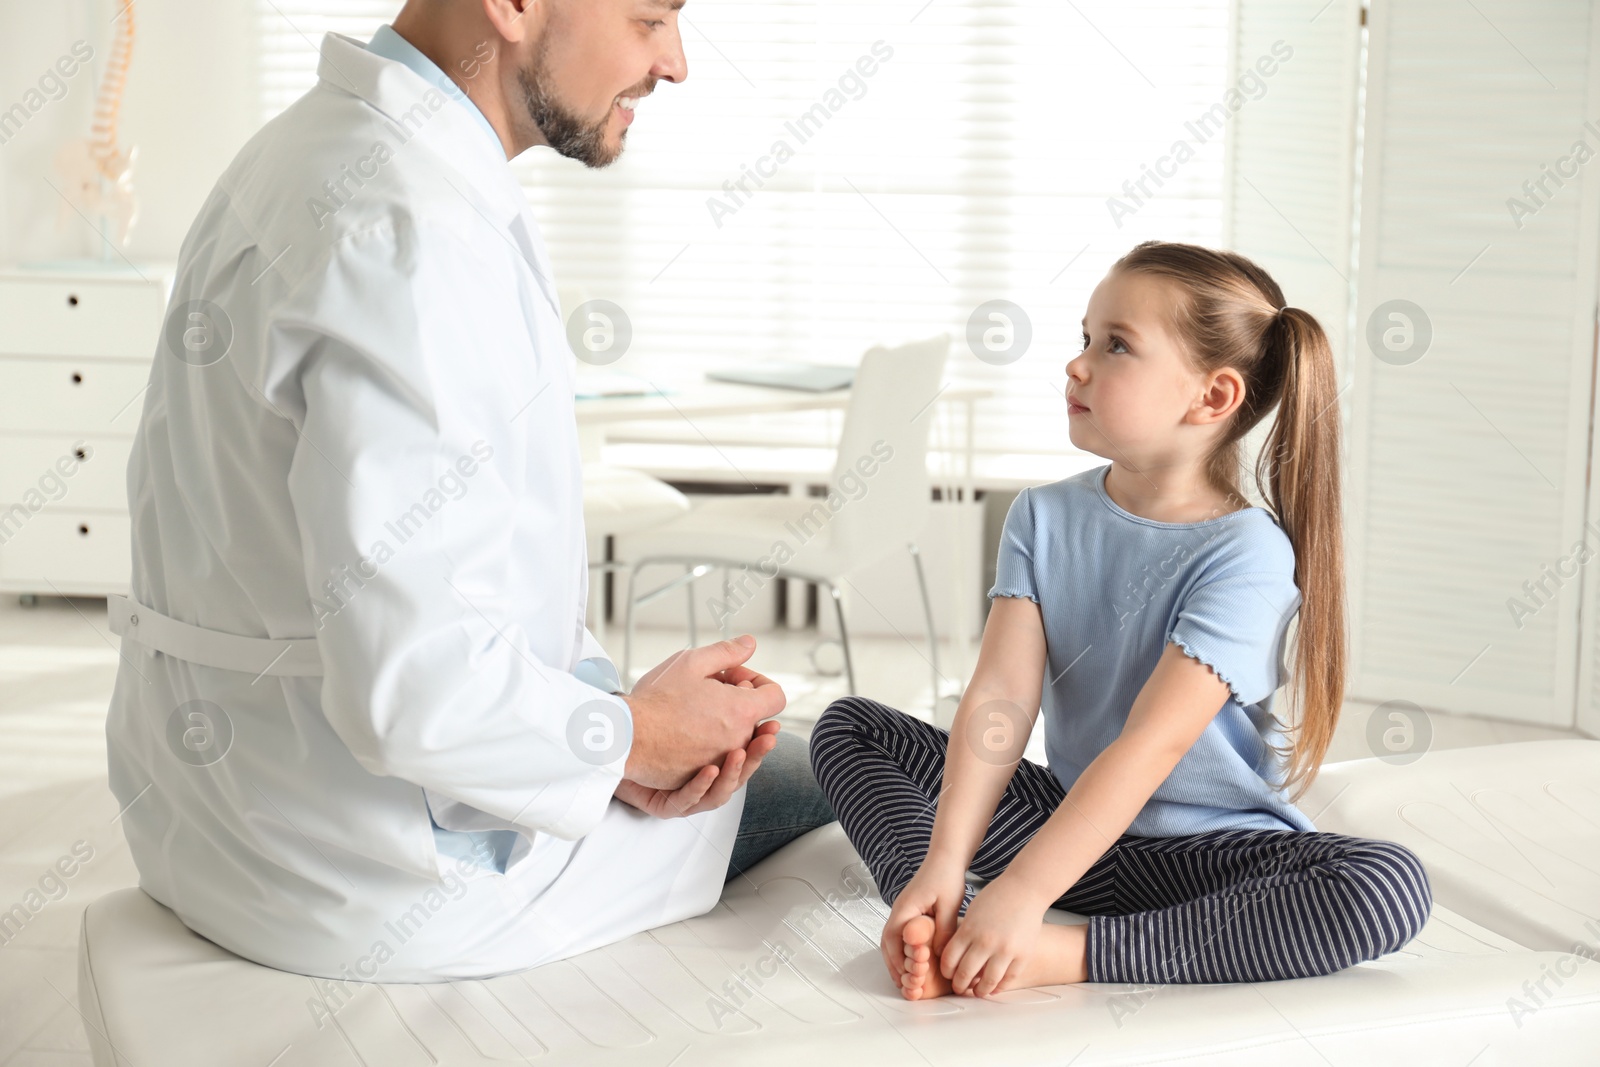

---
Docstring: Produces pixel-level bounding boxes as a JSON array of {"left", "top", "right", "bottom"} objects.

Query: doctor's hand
[
  {"left": 621, "top": 635, "right": 786, "bottom": 791},
  {"left": 613, "top": 719, "right": 781, "bottom": 818}
]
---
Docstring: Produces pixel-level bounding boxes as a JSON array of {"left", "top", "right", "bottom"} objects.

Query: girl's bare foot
[
  {"left": 899, "top": 916, "right": 954, "bottom": 1000},
  {"left": 988, "top": 922, "right": 1089, "bottom": 991}
]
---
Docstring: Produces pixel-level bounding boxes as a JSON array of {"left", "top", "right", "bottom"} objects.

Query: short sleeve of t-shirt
[
  {"left": 1168, "top": 560, "right": 1303, "bottom": 708},
  {"left": 988, "top": 487, "right": 1039, "bottom": 603}
]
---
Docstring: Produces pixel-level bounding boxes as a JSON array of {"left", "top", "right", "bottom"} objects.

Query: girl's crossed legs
[{"left": 809, "top": 696, "right": 1432, "bottom": 986}]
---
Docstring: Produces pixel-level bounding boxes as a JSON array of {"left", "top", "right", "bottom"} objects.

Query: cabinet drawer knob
[
  {"left": 74, "top": 447, "right": 88, "bottom": 461},
  {"left": 77, "top": 523, "right": 90, "bottom": 536},
  {"left": 70, "top": 372, "right": 83, "bottom": 385},
  {"left": 67, "top": 294, "right": 79, "bottom": 307}
]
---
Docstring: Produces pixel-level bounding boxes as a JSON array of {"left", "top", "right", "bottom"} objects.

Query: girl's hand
[
  {"left": 880, "top": 855, "right": 966, "bottom": 984},
  {"left": 940, "top": 874, "right": 1049, "bottom": 997}
]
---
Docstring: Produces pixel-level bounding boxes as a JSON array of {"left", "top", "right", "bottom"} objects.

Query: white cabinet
[
  {"left": 1348, "top": 1, "right": 1600, "bottom": 731},
  {"left": 1228, "top": 0, "right": 1600, "bottom": 732},
  {"left": 0, "top": 265, "right": 173, "bottom": 598}
]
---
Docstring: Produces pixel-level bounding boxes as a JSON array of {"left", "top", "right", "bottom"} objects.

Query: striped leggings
[{"left": 808, "top": 697, "right": 1433, "bottom": 985}]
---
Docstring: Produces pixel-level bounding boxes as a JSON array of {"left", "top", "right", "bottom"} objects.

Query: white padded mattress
[
  {"left": 79, "top": 821, "right": 1600, "bottom": 1067},
  {"left": 1304, "top": 739, "right": 1600, "bottom": 954}
]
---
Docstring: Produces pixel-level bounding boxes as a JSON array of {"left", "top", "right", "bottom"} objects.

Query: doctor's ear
[{"left": 479, "top": 0, "right": 540, "bottom": 45}]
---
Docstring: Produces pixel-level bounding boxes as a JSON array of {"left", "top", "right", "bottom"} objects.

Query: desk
[{"left": 576, "top": 378, "right": 993, "bottom": 697}]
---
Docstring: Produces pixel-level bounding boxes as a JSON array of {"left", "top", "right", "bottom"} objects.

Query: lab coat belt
[{"left": 107, "top": 595, "right": 325, "bottom": 677}]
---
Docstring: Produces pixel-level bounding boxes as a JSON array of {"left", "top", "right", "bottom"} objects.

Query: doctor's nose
[{"left": 654, "top": 24, "right": 687, "bottom": 84}]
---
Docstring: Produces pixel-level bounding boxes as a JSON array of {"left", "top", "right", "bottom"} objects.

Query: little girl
[{"left": 809, "top": 241, "right": 1431, "bottom": 999}]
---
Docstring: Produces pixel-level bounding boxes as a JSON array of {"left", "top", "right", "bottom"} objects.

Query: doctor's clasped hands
[{"left": 613, "top": 635, "right": 786, "bottom": 819}]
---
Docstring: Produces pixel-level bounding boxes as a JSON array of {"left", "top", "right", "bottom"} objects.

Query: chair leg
[
  {"left": 907, "top": 541, "right": 941, "bottom": 706},
  {"left": 685, "top": 564, "right": 698, "bottom": 646},
  {"left": 825, "top": 580, "right": 856, "bottom": 696},
  {"left": 623, "top": 559, "right": 646, "bottom": 684}
]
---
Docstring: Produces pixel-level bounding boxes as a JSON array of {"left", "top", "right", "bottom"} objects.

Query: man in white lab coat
[{"left": 105, "top": 0, "right": 834, "bottom": 982}]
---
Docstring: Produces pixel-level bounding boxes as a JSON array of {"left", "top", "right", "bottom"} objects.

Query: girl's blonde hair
[{"left": 1112, "top": 240, "right": 1345, "bottom": 799}]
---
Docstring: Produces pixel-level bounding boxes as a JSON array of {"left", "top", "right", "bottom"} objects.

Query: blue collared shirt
[{"left": 366, "top": 24, "right": 502, "bottom": 153}]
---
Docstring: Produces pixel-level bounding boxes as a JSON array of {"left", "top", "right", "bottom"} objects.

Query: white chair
[{"left": 621, "top": 335, "right": 951, "bottom": 700}]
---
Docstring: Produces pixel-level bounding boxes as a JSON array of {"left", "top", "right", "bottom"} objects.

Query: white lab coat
[{"left": 105, "top": 31, "right": 741, "bottom": 982}]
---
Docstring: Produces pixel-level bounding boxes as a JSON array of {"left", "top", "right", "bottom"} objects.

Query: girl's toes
[{"left": 903, "top": 915, "right": 936, "bottom": 951}]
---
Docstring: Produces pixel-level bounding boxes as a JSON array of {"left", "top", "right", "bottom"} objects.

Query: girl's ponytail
[
  {"left": 1257, "top": 308, "right": 1345, "bottom": 797},
  {"left": 1113, "top": 242, "right": 1347, "bottom": 798}
]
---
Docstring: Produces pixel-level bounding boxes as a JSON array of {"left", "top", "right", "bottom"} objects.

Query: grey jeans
[{"left": 725, "top": 729, "right": 837, "bottom": 882}]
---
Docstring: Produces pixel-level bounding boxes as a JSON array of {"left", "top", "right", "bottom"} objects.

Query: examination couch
[{"left": 76, "top": 739, "right": 1600, "bottom": 1066}]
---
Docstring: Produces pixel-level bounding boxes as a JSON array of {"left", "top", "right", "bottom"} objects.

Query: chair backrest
[{"left": 823, "top": 333, "right": 950, "bottom": 562}]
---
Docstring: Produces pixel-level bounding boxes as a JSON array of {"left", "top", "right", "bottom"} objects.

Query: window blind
[
  {"left": 256, "top": 0, "right": 402, "bottom": 123},
  {"left": 256, "top": 0, "right": 1236, "bottom": 462},
  {"left": 1224, "top": 0, "right": 1364, "bottom": 511}
]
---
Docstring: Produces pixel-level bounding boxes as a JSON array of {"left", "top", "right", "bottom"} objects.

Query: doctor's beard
[{"left": 517, "top": 38, "right": 645, "bottom": 169}]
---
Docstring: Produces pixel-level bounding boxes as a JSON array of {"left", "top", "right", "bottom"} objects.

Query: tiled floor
[{"left": 0, "top": 594, "right": 1584, "bottom": 1065}]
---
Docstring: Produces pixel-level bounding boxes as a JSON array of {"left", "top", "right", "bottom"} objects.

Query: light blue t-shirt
[{"left": 989, "top": 463, "right": 1314, "bottom": 836}]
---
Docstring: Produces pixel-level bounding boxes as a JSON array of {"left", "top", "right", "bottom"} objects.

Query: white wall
[{"left": 0, "top": 0, "right": 258, "bottom": 265}]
